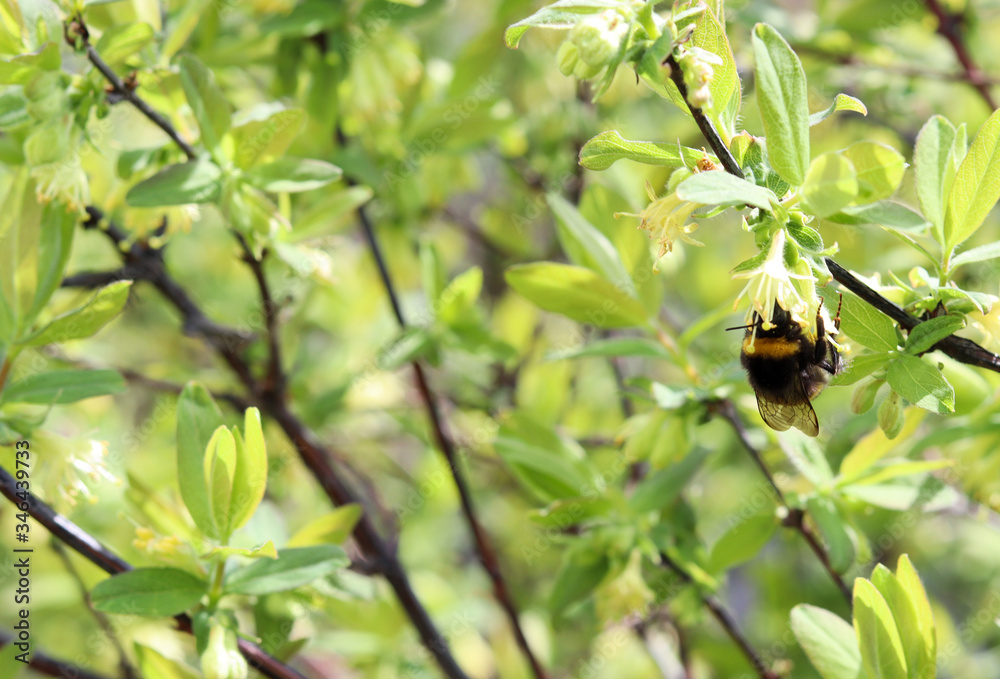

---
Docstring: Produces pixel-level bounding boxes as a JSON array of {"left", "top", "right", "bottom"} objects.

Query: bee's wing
[{"left": 754, "top": 379, "right": 820, "bottom": 437}]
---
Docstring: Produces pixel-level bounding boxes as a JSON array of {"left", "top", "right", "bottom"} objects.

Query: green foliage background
[{"left": 3, "top": 0, "right": 1000, "bottom": 678}]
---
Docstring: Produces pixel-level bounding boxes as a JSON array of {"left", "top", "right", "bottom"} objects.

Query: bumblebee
[{"left": 733, "top": 301, "right": 841, "bottom": 437}]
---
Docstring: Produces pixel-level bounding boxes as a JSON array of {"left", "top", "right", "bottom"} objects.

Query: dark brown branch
[
  {"left": 353, "top": 200, "right": 548, "bottom": 679},
  {"left": 923, "top": 0, "right": 997, "bottom": 110},
  {"left": 0, "top": 630, "right": 113, "bottom": 679},
  {"left": 79, "top": 208, "right": 471, "bottom": 679},
  {"left": 658, "top": 551, "right": 779, "bottom": 679},
  {"left": 67, "top": 17, "right": 198, "bottom": 160},
  {"left": 826, "top": 259, "right": 1000, "bottom": 372},
  {"left": 712, "top": 400, "right": 854, "bottom": 605},
  {"left": 235, "top": 235, "right": 286, "bottom": 397},
  {"left": 0, "top": 466, "right": 307, "bottom": 679}
]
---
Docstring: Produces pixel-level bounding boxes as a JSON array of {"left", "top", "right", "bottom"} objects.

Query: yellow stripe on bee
[{"left": 743, "top": 336, "right": 801, "bottom": 358}]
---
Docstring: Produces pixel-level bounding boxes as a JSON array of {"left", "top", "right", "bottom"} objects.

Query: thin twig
[
  {"left": 353, "top": 199, "right": 548, "bottom": 679},
  {"left": 0, "top": 466, "right": 308, "bottom": 679},
  {"left": 712, "top": 399, "right": 854, "bottom": 605},
  {"left": 234, "top": 235, "right": 286, "bottom": 397},
  {"left": 923, "top": 0, "right": 997, "bottom": 110},
  {"left": 50, "top": 540, "right": 140, "bottom": 679},
  {"left": 658, "top": 551, "right": 779, "bottom": 679},
  {"left": 0, "top": 630, "right": 113, "bottom": 679},
  {"left": 78, "top": 208, "right": 471, "bottom": 679},
  {"left": 66, "top": 17, "right": 197, "bottom": 160}
]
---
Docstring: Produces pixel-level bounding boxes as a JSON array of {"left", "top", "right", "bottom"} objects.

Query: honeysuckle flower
[
  {"left": 968, "top": 286, "right": 1000, "bottom": 352},
  {"left": 679, "top": 46, "right": 723, "bottom": 109},
  {"left": 31, "top": 154, "right": 90, "bottom": 215},
  {"left": 201, "top": 622, "right": 248, "bottom": 679},
  {"left": 731, "top": 229, "right": 817, "bottom": 349},
  {"left": 30, "top": 431, "right": 120, "bottom": 510},
  {"left": 615, "top": 181, "right": 704, "bottom": 266}
]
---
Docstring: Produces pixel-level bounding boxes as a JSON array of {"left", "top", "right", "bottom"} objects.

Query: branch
[
  {"left": 711, "top": 399, "right": 854, "bottom": 605},
  {"left": 0, "top": 466, "right": 308, "bottom": 679},
  {"left": 658, "top": 551, "right": 779, "bottom": 679},
  {"left": 234, "top": 235, "right": 286, "bottom": 397},
  {"left": 352, "top": 198, "right": 548, "bottom": 679},
  {"left": 825, "top": 259, "right": 1000, "bottom": 373},
  {"left": 923, "top": 0, "right": 997, "bottom": 110},
  {"left": 66, "top": 17, "right": 198, "bottom": 160},
  {"left": 79, "top": 208, "right": 471, "bottom": 679},
  {"left": 0, "top": 630, "right": 113, "bottom": 679}
]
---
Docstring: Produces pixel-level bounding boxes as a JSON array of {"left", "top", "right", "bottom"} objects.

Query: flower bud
[
  {"left": 556, "top": 41, "right": 580, "bottom": 77},
  {"left": 201, "top": 621, "right": 248, "bottom": 679},
  {"left": 851, "top": 378, "right": 883, "bottom": 414},
  {"left": 877, "top": 391, "right": 904, "bottom": 439}
]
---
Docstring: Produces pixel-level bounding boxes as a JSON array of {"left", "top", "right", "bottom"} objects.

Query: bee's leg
[{"left": 835, "top": 293, "right": 843, "bottom": 331}]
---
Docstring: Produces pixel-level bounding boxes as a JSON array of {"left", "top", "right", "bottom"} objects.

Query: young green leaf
[
  {"left": 628, "top": 448, "right": 708, "bottom": 513},
  {"left": 751, "top": 23, "right": 810, "bottom": 186},
  {"left": 229, "top": 106, "right": 304, "bottom": 169},
  {"left": 854, "top": 578, "right": 908, "bottom": 679},
  {"left": 791, "top": 604, "right": 862, "bottom": 679},
  {"left": 227, "top": 407, "right": 268, "bottom": 534},
  {"left": 545, "top": 337, "right": 672, "bottom": 361},
  {"left": 126, "top": 159, "right": 222, "bottom": 207},
  {"left": 950, "top": 240, "right": 1000, "bottom": 268},
  {"left": 578, "top": 130, "right": 707, "bottom": 170},
  {"left": 505, "top": 263, "right": 650, "bottom": 328},
  {"left": 287, "top": 505, "right": 363, "bottom": 547},
  {"left": 224, "top": 545, "right": 349, "bottom": 595},
  {"left": 838, "top": 292, "right": 899, "bottom": 352},
  {"left": 708, "top": 513, "right": 777, "bottom": 573},
  {"left": 204, "top": 425, "right": 237, "bottom": 540},
  {"left": 809, "top": 93, "right": 868, "bottom": 127},
  {"left": 828, "top": 201, "right": 930, "bottom": 231},
  {"left": 806, "top": 496, "right": 855, "bottom": 573},
  {"left": 692, "top": 9, "right": 741, "bottom": 140},
  {"left": 242, "top": 157, "right": 342, "bottom": 193},
  {"left": 24, "top": 203, "right": 74, "bottom": 331},
  {"left": 23, "top": 280, "right": 132, "bottom": 346},
  {"left": 944, "top": 106, "right": 1000, "bottom": 251},
  {"left": 886, "top": 354, "right": 955, "bottom": 413},
  {"left": 895, "top": 555, "right": 936, "bottom": 678},
  {"left": 870, "top": 563, "right": 931, "bottom": 679},
  {"left": 675, "top": 170, "right": 779, "bottom": 210},
  {"left": 94, "top": 22, "right": 155, "bottom": 66},
  {"left": 178, "top": 54, "right": 231, "bottom": 159},
  {"left": 842, "top": 142, "right": 906, "bottom": 204},
  {"left": 904, "top": 315, "right": 965, "bottom": 355},
  {"left": 801, "top": 152, "right": 858, "bottom": 217},
  {"left": 549, "top": 546, "right": 610, "bottom": 617},
  {"left": 177, "top": 382, "right": 225, "bottom": 539},
  {"left": 133, "top": 643, "right": 201, "bottom": 679},
  {"left": 201, "top": 541, "right": 278, "bottom": 560},
  {"left": 830, "top": 352, "right": 891, "bottom": 386},
  {"left": 1, "top": 369, "right": 125, "bottom": 405},
  {"left": 436, "top": 267, "right": 483, "bottom": 327},
  {"left": 91, "top": 568, "right": 207, "bottom": 616},
  {"left": 915, "top": 115, "right": 956, "bottom": 239},
  {"left": 548, "top": 193, "right": 635, "bottom": 295}
]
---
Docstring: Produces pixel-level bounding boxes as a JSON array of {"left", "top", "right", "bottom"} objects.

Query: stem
[
  {"left": 0, "top": 631, "right": 113, "bottom": 679},
  {"left": 208, "top": 558, "right": 227, "bottom": 607},
  {"left": 658, "top": 551, "right": 779, "bottom": 679},
  {"left": 0, "top": 355, "right": 12, "bottom": 394},
  {"left": 923, "top": 0, "right": 997, "bottom": 110}
]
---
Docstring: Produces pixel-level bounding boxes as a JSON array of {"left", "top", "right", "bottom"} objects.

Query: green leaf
[
  {"left": 827, "top": 201, "right": 930, "bottom": 231},
  {"left": 840, "top": 458, "right": 952, "bottom": 488},
  {"left": 915, "top": 115, "right": 956, "bottom": 238},
  {"left": 886, "top": 354, "right": 955, "bottom": 413},
  {"left": 578, "top": 130, "right": 708, "bottom": 171},
  {"left": 126, "top": 159, "right": 222, "bottom": 207},
  {"left": 505, "top": 263, "right": 649, "bottom": 328},
  {"left": 133, "top": 643, "right": 201, "bottom": 679},
  {"left": 0, "top": 644, "right": 24, "bottom": 679},
  {"left": 708, "top": 513, "right": 777, "bottom": 573},
  {"left": 95, "top": 22, "right": 155, "bottom": 66},
  {"left": 830, "top": 352, "right": 891, "bottom": 386},
  {"left": 801, "top": 152, "right": 858, "bottom": 217},
  {"left": 838, "top": 409, "right": 926, "bottom": 481},
  {"left": 224, "top": 545, "right": 349, "bottom": 595},
  {"left": 904, "top": 315, "right": 965, "bottom": 355},
  {"left": 870, "top": 564, "right": 928, "bottom": 679},
  {"left": 287, "top": 505, "right": 362, "bottom": 547},
  {"left": 242, "top": 157, "right": 342, "bottom": 193},
  {"left": 945, "top": 106, "right": 1000, "bottom": 251},
  {"left": 24, "top": 203, "right": 75, "bottom": 329},
  {"left": 228, "top": 408, "right": 268, "bottom": 533},
  {"left": 546, "top": 337, "right": 672, "bottom": 361},
  {"left": 809, "top": 93, "right": 868, "bottom": 126},
  {"left": 23, "top": 280, "right": 132, "bottom": 346},
  {"left": 201, "top": 540, "right": 278, "bottom": 560},
  {"left": 628, "top": 448, "right": 707, "bottom": 513},
  {"left": 550, "top": 546, "right": 609, "bottom": 617},
  {"left": 178, "top": 54, "right": 230, "bottom": 159},
  {"left": 779, "top": 433, "right": 834, "bottom": 485},
  {"left": 91, "top": 568, "right": 206, "bottom": 616},
  {"left": 2, "top": 369, "right": 125, "bottom": 405},
  {"left": 205, "top": 425, "right": 237, "bottom": 540},
  {"left": 0, "top": 43, "right": 60, "bottom": 84},
  {"left": 494, "top": 413, "right": 601, "bottom": 503},
  {"left": 842, "top": 142, "right": 907, "bottom": 203},
  {"left": 751, "top": 23, "right": 810, "bottom": 185},
  {"left": 791, "top": 604, "right": 863, "bottom": 679},
  {"left": 895, "top": 555, "right": 936, "bottom": 679},
  {"left": 229, "top": 106, "right": 304, "bottom": 169},
  {"left": 503, "top": 1, "right": 618, "bottom": 48},
  {"left": 258, "top": 0, "right": 345, "bottom": 36},
  {"left": 675, "top": 170, "right": 779, "bottom": 210},
  {"left": 854, "top": 578, "right": 908, "bottom": 679},
  {"left": 806, "top": 496, "right": 854, "bottom": 573},
  {"left": 838, "top": 292, "right": 899, "bottom": 352},
  {"left": 951, "top": 240, "right": 1000, "bottom": 268},
  {"left": 176, "top": 382, "right": 224, "bottom": 539},
  {"left": 692, "top": 9, "right": 741, "bottom": 139},
  {"left": 437, "top": 267, "right": 483, "bottom": 326},
  {"left": 548, "top": 193, "right": 635, "bottom": 296}
]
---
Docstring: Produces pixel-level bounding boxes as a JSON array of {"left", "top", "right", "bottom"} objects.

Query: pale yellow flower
[
  {"left": 31, "top": 157, "right": 90, "bottom": 215},
  {"left": 969, "top": 287, "right": 1000, "bottom": 352},
  {"left": 732, "top": 229, "right": 817, "bottom": 348},
  {"left": 616, "top": 181, "right": 703, "bottom": 265}
]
